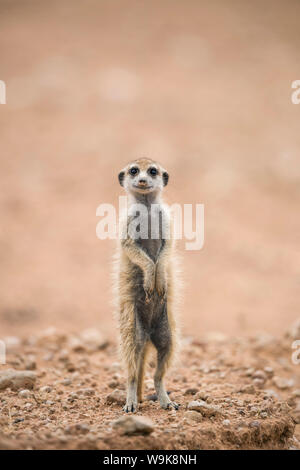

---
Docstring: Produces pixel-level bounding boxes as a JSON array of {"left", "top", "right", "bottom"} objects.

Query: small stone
[
  {"left": 195, "top": 390, "right": 209, "bottom": 401},
  {"left": 253, "top": 370, "right": 267, "bottom": 381},
  {"left": 273, "top": 376, "right": 294, "bottom": 390},
  {"left": 250, "top": 406, "right": 258, "bottom": 416},
  {"left": 0, "top": 369, "right": 36, "bottom": 391},
  {"left": 66, "top": 363, "right": 76, "bottom": 372},
  {"left": 3, "top": 336, "right": 21, "bottom": 352},
  {"left": 24, "top": 402, "right": 33, "bottom": 410},
  {"left": 75, "top": 423, "right": 90, "bottom": 434},
  {"left": 79, "top": 328, "right": 109, "bottom": 352},
  {"left": 253, "top": 378, "right": 265, "bottom": 389},
  {"left": 106, "top": 389, "right": 126, "bottom": 406},
  {"left": 113, "top": 415, "right": 154, "bottom": 435},
  {"left": 185, "top": 410, "right": 202, "bottom": 423},
  {"left": 249, "top": 420, "right": 260, "bottom": 428},
  {"left": 291, "top": 403, "right": 300, "bottom": 424},
  {"left": 13, "top": 418, "right": 24, "bottom": 424},
  {"left": 61, "top": 378, "right": 72, "bottom": 386},
  {"left": 239, "top": 384, "right": 255, "bottom": 394},
  {"left": 78, "top": 388, "right": 95, "bottom": 397},
  {"left": 58, "top": 350, "right": 69, "bottom": 362},
  {"left": 25, "top": 355, "right": 36, "bottom": 371},
  {"left": 40, "top": 385, "right": 52, "bottom": 393},
  {"left": 285, "top": 318, "right": 300, "bottom": 340},
  {"left": 264, "top": 389, "right": 279, "bottom": 399},
  {"left": 184, "top": 388, "right": 199, "bottom": 396},
  {"left": 264, "top": 367, "right": 274, "bottom": 378},
  {"left": 222, "top": 419, "right": 231, "bottom": 426},
  {"left": 187, "top": 400, "right": 221, "bottom": 417}
]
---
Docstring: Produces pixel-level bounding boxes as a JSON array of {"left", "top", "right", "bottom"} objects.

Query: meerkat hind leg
[{"left": 154, "top": 351, "right": 178, "bottom": 410}]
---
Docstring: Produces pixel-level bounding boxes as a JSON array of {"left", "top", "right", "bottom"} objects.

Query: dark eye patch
[
  {"left": 129, "top": 167, "right": 139, "bottom": 175},
  {"left": 148, "top": 167, "right": 158, "bottom": 176}
]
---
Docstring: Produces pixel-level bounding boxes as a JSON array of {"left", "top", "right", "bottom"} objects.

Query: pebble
[
  {"left": 187, "top": 400, "right": 222, "bottom": 417},
  {"left": 78, "top": 388, "right": 95, "bottom": 397},
  {"left": 195, "top": 390, "right": 209, "bottom": 401},
  {"left": 0, "top": 369, "right": 36, "bottom": 391},
  {"left": 222, "top": 419, "right": 231, "bottom": 426},
  {"left": 184, "top": 388, "right": 199, "bottom": 396},
  {"left": 113, "top": 415, "right": 154, "bottom": 435},
  {"left": 253, "top": 370, "right": 267, "bottom": 381},
  {"left": 264, "top": 367, "right": 274, "bottom": 378},
  {"left": 2, "top": 336, "right": 21, "bottom": 352},
  {"left": 249, "top": 420, "right": 260, "bottom": 428},
  {"left": 75, "top": 328, "right": 109, "bottom": 352},
  {"left": 61, "top": 378, "right": 72, "bottom": 386},
  {"left": 25, "top": 356, "right": 36, "bottom": 371},
  {"left": 253, "top": 378, "right": 265, "bottom": 389},
  {"left": 239, "top": 384, "right": 255, "bottom": 394},
  {"left": 18, "top": 389, "right": 32, "bottom": 399},
  {"left": 40, "top": 386, "right": 52, "bottom": 393},
  {"left": 285, "top": 319, "right": 300, "bottom": 340}
]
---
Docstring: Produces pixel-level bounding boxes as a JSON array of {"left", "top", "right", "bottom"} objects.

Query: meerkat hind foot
[
  {"left": 159, "top": 394, "right": 179, "bottom": 410},
  {"left": 123, "top": 401, "right": 138, "bottom": 413},
  {"left": 160, "top": 400, "right": 179, "bottom": 410}
]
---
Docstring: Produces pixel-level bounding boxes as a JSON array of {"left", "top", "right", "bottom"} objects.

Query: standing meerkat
[{"left": 115, "top": 158, "right": 179, "bottom": 413}]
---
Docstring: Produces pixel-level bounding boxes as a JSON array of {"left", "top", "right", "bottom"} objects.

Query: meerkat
[{"left": 115, "top": 158, "right": 179, "bottom": 413}]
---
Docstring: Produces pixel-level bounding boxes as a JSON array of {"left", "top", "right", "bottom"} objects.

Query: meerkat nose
[{"left": 138, "top": 179, "right": 147, "bottom": 185}]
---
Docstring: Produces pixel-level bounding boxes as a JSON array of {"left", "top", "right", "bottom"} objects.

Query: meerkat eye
[
  {"left": 129, "top": 167, "right": 139, "bottom": 176},
  {"left": 149, "top": 167, "right": 157, "bottom": 176}
]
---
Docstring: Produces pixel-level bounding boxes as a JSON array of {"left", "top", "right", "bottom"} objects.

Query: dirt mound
[{"left": 0, "top": 328, "right": 299, "bottom": 450}]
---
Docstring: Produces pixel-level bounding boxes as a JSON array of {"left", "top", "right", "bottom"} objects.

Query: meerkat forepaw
[{"left": 123, "top": 401, "right": 138, "bottom": 413}]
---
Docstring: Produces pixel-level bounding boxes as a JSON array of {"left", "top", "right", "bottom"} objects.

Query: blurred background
[{"left": 0, "top": 0, "right": 299, "bottom": 339}]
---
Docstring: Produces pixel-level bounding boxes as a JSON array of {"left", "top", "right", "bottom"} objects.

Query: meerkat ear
[
  {"left": 162, "top": 171, "right": 169, "bottom": 186},
  {"left": 118, "top": 171, "right": 125, "bottom": 186}
]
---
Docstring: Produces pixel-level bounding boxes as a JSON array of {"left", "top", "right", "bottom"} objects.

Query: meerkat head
[{"left": 118, "top": 158, "right": 169, "bottom": 195}]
